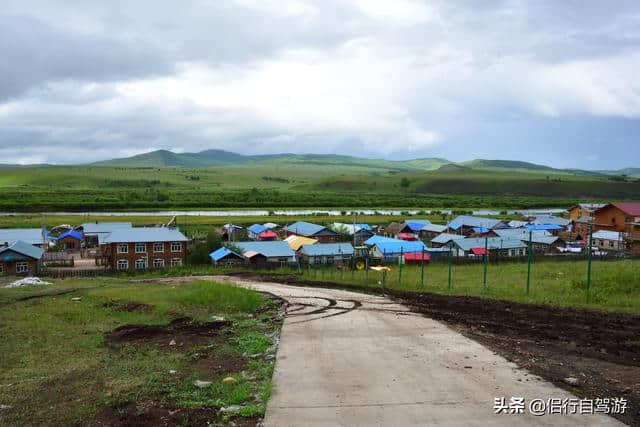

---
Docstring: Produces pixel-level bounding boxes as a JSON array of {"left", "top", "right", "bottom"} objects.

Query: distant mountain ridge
[{"left": 67, "top": 149, "right": 636, "bottom": 176}]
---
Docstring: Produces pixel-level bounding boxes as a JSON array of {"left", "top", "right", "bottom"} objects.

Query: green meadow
[{"left": 0, "top": 278, "right": 280, "bottom": 425}]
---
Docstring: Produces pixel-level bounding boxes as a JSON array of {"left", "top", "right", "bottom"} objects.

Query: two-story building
[{"left": 100, "top": 227, "right": 188, "bottom": 271}]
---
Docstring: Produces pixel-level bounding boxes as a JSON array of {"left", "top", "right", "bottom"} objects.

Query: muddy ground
[{"left": 235, "top": 273, "right": 640, "bottom": 426}]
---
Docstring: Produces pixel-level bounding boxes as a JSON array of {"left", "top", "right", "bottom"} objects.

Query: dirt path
[{"left": 214, "top": 275, "right": 625, "bottom": 426}]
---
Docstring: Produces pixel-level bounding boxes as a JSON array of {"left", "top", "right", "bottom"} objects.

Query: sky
[{"left": 1, "top": 0, "right": 639, "bottom": 169}]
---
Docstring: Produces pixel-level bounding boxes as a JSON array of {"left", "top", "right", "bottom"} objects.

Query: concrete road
[{"left": 216, "top": 276, "right": 624, "bottom": 427}]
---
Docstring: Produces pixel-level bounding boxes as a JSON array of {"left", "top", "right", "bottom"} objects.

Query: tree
[{"left": 400, "top": 177, "right": 410, "bottom": 188}]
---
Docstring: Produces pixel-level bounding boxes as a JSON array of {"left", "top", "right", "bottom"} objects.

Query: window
[
  {"left": 117, "top": 259, "right": 129, "bottom": 270},
  {"left": 135, "top": 243, "right": 146, "bottom": 253},
  {"left": 0, "top": 264, "right": 4, "bottom": 273},
  {"left": 153, "top": 258, "right": 165, "bottom": 268},
  {"left": 171, "top": 242, "right": 182, "bottom": 252},
  {"left": 609, "top": 241, "right": 614, "bottom": 248},
  {"left": 117, "top": 243, "right": 128, "bottom": 254},
  {"left": 135, "top": 258, "right": 147, "bottom": 270},
  {"left": 171, "top": 258, "right": 182, "bottom": 267},
  {"left": 16, "top": 262, "right": 29, "bottom": 273},
  {"left": 611, "top": 217, "right": 616, "bottom": 224},
  {"left": 153, "top": 242, "right": 164, "bottom": 253}
]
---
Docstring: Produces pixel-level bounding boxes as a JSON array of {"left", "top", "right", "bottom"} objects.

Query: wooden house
[{"left": 0, "top": 241, "right": 44, "bottom": 276}]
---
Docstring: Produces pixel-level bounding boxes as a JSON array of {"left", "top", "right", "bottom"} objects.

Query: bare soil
[{"left": 235, "top": 273, "right": 640, "bottom": 426}]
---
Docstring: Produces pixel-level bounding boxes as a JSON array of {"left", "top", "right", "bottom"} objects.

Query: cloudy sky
[{"left": 1, "top": 0, "right": 639, "bottom": 168}]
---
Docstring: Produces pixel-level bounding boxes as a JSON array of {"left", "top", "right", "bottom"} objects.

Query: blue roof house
[
  {"left": 284, "top": 221, "right": 339, "bottom": 242},
  {"left": 0, "top": 240, "right": 45, "bottom": 275},
  {"left": 299, "top": 243, "right": 354, "bottom": 265},
  {"left": 209, "top": 247, "right": 244, "bottom": 266},
  {"left": 248, "top": 224, "right": 268, "bottom": 240}
]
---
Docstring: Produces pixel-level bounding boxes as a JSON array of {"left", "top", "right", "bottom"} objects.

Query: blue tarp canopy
[
  {"left": 209, "top": 247, "right": 243, "bottom": 261},
  {"left": 53, "top": 230, "right": 83, "bottom": 241},
  {"left": 248, "top": 224, "right": 268, "bottom": 234}
]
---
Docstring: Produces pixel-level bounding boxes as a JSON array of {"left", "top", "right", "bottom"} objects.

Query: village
[{"left": 1, "top": 202, "right": 639, "bottom": 277}]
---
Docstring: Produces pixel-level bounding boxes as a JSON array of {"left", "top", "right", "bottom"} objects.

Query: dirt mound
[{"left": 105, "top": 318, "right": 231, "bottom": 349}]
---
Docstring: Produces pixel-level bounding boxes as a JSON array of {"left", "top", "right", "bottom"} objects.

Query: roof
[
  {"left": 330, "top": 223, "right": 373, "bottom": 235},
  {"left": 420, "top": 223, "right": 448, "bottom": 233},
  {"left": 0, "top": 240, "right": 44, "bottom": 260},
  {"left": 575, "top": 215, "right": 594, "bottom": 223},
  {"left": 508, "top": 220, "right": 529, "bottom": 228},
  {"left": 611, "top": 203, "right": 640, "bottom": 216},
  {"left": 569, "top": 203, "right": 606, "bottom": 212},
  {"left": 82, "top": 222, "right": 132, "bottom": 234},
  {"left": 263, "top": 222, "right": 279, "bottom": 229},
  {"left": 403, "top": 220, "right": 431, "bottom": 232},
  {"left": 494, "top": 229, "right": 552, "bottom": 239},
  {"left": 209, "top": 247, "right": 243, "bottom": 261},
  {"left": 453, "top": 237, "right": 526, "bottom": 251},
  {"left": 375, "top": 240, "right": 426, "bottom": 254},
  {"left": 258, "top": 230, "right": 278, "bottom": 239},
  {"left": 363, "top": 235, "right": 400, "bottom": 246},
  {"left": 0, "top": 228, "right": 47, "bottom": 246},
  {"left": 470, "top": 247, "right": 488, "bottom": 255},
  {"left": 284, "top": 235, "right": 318, "bottom": 251},
  {"left": 285, "top": 221, "right": 329, "bottom": 237},
  {"left": 300, "top": 243, "right": 354, "bottom": 256},
  {"left": 530, "top": 215, "right": 570, "bottom": 226},
  {"left": 53, "top": 230, "right": 83, "bottom": 241},
  {"left": 404, "top": 252, "right": 430, "bottom": 261},
  {"left": 396, "top": 233, "right": 418, "bottom": 241},
  {"left": 248, "top": 224, "right": 268, "bottom": 234},
  {"left": 525, "top": 224, "right": 563, "bottom": 231},
  {"left": 355, "top": 223, "right": 372, "bottom": 231},
  {"left": 449, "top": 215, "right": 503, "bottom": 229},
  {"left": 234, "top": 241, "right": 296, "bottom": 258},
  {"left": 592, "top": 230, "right": 622, "bottom": 241},
  {"left": 102, "top": 227, "right": 188, "bottom": 243},
  {"left": 430, "top": 233, "right": 466, "bottom": 244}
]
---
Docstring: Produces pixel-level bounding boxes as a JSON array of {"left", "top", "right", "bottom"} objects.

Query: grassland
[
  {"left": 1, "top": 161, "right": 637, "bottom": 211},
  {"left": 0, "top": 278, "right": 281, "bottom": 425},
  {"left": 297, "top": 259, "right": 640, "bottom": 314}
]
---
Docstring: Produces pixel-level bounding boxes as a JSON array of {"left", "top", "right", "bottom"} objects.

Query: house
[
  {"left": 529, "top": 215, "right": 570, "bottom": 228},
  {"left": 330, "top": 223, "right": 374, "bottom": 245},
  {"left": 424, "top": 247, "right": 452, "bottom": 261},
  {"left": 209, "top": 247, "right": 244, "bottom": 266},
  {"left": 418, "top": 223, "right": 448, "bottom": 241},
  {"left": 429, "top": 233, "right": 466, "bottom": 248},
  {"left": 80, "top": 222, "right": 133, "bottom": 247},
  {"left": 446, "top": 215, "right": 506, "bottom": 235},
  {"left": 371, "top": 240, "right": 427, "bottom": 260},
  {"left": 284, "top": 235, "right": 318, "bottom": 251},
  {"left": 524, "top": 223, "right": 563, "bottom": 236},
  {"left": 507, "top": 220, "right": 529, "bottom": 228},
  {"left": 0, "top": 228, "right": 48, "bottom": 247},
  {"left": 399, "top": 220, "right": 431, "bottom": 234},
  {"left": 100, "top": 227, "right": 189, "bottom": 271},
  {"left": 592, "top": 203, "right": 640, "bottom": 237},
  {"left": 591, "top": 230, "right": 624, "bottom": 252},
  {"left": 0, "top": 241, "right": 44, "bottom": 275},
  {"left": 299, "top": 243, "right": 354, "bottom": 265},
  {"left": 284, "top": 221, "right": 339, "bottom": 243},
  {"left": 52, "top": 230, "right": 83, "bottom": 251},
  {"left": 567, "top": 204, "right": 606, "bottom": 222},
  {"left": 363, "top": 235, "right": 399, "bottom": 247},
  {"left": 448, "top": 237, "right": 527, "bottom": 258},
  {"left": 222, "top": 224, "right": 244, "bottom": 241},
  {"left": 248, "top": 224, "right": 268, "bottom": 240},
  {"left": 384, "top": 222, "right": 403, "bottom": 237},
  {"left": 233, "top": 241, "right": 297, "bottom": 266}
]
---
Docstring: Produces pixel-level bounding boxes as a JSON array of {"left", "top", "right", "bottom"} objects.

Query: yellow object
[
  {"left": 284, "top": 235, "right": 318, "bottom": 251},
  {"left": 222, "top": 377, "right": 237, "bottom": 384},
  {"left": 355, "top": 260, "right": 365, "bottom": 270},
  {"left": 370, "top": 266, "right": 392, "bottom": 273}
]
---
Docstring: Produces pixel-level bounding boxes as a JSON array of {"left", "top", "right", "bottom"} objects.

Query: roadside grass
[
  {"left": 298, "top": 259, "right": 640, "bottom": 314},
  {"left": 0, "top": 278, "right": 280, "bottom": 425}
]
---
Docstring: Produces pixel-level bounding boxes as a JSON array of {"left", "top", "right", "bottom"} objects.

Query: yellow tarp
[
  {"left": 284, "top": 235, "right": 318, "bottom": 251},
  {"left": 369, "top": 266, "right": 392, "bottom": 273}
]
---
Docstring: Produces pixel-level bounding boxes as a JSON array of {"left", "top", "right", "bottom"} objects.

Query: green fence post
[
  {"left": 365, "top": 253, "right": 369, "bottom": 283},
  {"left": 526, "top": 231, "right": 532, "bottom": 294},
  {"left": 586, "top": 224, "right": 593, "bottom": 292},
  {"left": 382, "top": 249, "right": 386, "bottom": 290},
  {"left": 483, "top": 235, "right": 488, "bottom": 291},
  {"left": 448, "top": 246, "right": 452, "bottom": 291},
  {"left": 420, "top": 246, "right": 425, "bottom": 289},
  {"left": 399, "top": 247, "right": 403, "bottom": 286}
]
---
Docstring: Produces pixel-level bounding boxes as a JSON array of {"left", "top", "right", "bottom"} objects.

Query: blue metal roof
[
  {"left": 447, "top": 222, "right": 462, "bottom": 230},
  {"left": 375, "top": 240, "right": 426, "bottom": 254},
  {"left": 0, "top": 228, "right": 47, "bottom": 246},
  {"left": 453, "top": 237, "right": 526, "bottom": 251},
  {"left": 54, "top": 230, "right": 83, "bottom": 241},
  {"left": 524, "top": 224, "right": 562, "bottom": 231},
  {"left": 0, "top": 240, "right": 44, "bottom": 260},
  {"left": 472, "top": 227, "right": 490, "bottom": 234},
  {"left": 430, "top": 233, "right": 465, "bottom": 244},
  {"left": 82, "top": 222, "right": 132, "bottom": 234},
  {"left": 449, "top": 215, "right": 503, "bottom": 229},
  {"left": 354, "top": 223, "right": 371, "bottom": 231},
  {"left": 300, "top": 243, "right": 354, "bottom": 256},
  {"left": 209, "top": 247, "right": 243, "bottom": 261},
  {"left": 102, "top": 227, "right": 188, "bottom": 243},
  {"left": 284, "top": 221, "right": 327, "bottom": 237},
  {"left": 248, "top": 224, "right": 268, "bottom": 234},
  {"left": 363, "top": 235, "right": 399, "bottom": 246},
  {"left": 234, "top": 241, "right": 296, "bottom": 258},
  {"left": 404, "top": 221, "right": 431, "bottom": 232}
]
